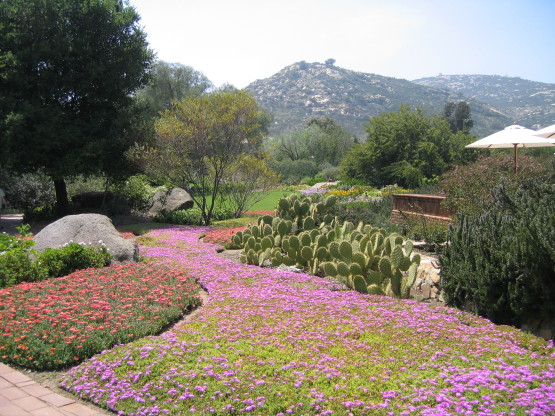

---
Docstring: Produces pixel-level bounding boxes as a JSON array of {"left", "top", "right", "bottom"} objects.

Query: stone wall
[{"left": 410, "top": 256, "right": 443, "bottom": 304}]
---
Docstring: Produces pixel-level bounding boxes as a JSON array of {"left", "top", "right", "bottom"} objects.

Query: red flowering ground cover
[
  {"left": 0, "top": 263, "right": 201, "bottom": 370},
  {"left": 203, "top": 226, "right": 248, "bottom": 248},
  {"left": 243, "top": 210, "right": 274, "bottom": 216},
  {"left": 118, "top": 231, "right": 136, "bottom": 240}
]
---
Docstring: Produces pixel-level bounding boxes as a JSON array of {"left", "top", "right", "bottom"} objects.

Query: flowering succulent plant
[{"left": 58, "top": 227, "right": 555, "bottom": 415}]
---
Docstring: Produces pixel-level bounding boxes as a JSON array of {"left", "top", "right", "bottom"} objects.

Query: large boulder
[
  {"left": 148, "top": 188, "right": 194, "bottom": 216},
  {"left": 33, "top": 214, "right": 138, "bottom": 264}
]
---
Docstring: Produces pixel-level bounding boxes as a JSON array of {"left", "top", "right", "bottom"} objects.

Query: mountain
[
  {"left": 245, "top": 61, "right": 510, "bottom": 138},
  {"left": 413, "top": 75, "right": 555, "bottom": 130}
]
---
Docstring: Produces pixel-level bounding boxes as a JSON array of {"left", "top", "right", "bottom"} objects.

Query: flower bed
[
  {"left": 61, "top": 228, "right": 555, "bottom": 415},
  {"left": 0, "top": 263, "right": 201, "bottom": 370},
  {"left": 203, "top": 226, "right": 248, "bottom": 249},
  {"left": 243, "top": 210, "right": 275, "bottom": 217},
  {"left": 118, "top": 231, "right": 137, "bottom": 240}
]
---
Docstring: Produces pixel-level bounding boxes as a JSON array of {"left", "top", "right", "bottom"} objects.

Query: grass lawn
[
  {"left": 55, "top": 227, "right": 555, "bottom": 416},
  {"left": 197, "top": 188, "right": 293, "bottom": 213},
  {"left": 248, "top": 188, "right": 292, "bottom": 211}
]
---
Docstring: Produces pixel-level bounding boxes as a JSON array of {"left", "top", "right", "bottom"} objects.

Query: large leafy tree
[
  {"left": 129, "top": 89, "right": 271, "bottom": 225},
  {"left": 136, "top": 61, "right": 213, "bottom": 120},
  {"left": 267, "top": 117, "right": 356, "bottom": 183},
  {"left": 0, "top": 0, "right": 154, "bottom": 214},
  {"left": 444, "top": 101, "right": 473, "bottom": 133},
  {"left": 340, "top": 106, "right": 475, "bottom": 188},
  {"left": 269, "top": 117, "right": 355, "bottom": 165},
  {"left": 219, "top": 154, "right": 279, "bottom": 218}
]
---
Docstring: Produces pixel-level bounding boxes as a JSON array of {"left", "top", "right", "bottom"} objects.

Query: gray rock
[
  {"left": 148, "top": 188, "right": 194, "bottom": 216},
  {"left": 275, "top": 264, "right": 304, "bottom": 273},
  {"left": 33, "top": 214, "right": 138, "bottom": 264}
]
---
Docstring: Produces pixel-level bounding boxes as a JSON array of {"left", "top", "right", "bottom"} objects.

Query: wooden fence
[{"left": 391, "top": 194, "right": 452, "bottom": 225}]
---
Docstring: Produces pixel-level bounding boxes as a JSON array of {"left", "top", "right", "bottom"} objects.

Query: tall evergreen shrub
[{"left": 440, "top": 176, "right": 555, "bottom": 328}]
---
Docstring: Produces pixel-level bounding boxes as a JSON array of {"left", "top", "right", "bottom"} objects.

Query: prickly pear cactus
[{"left": 232, "top": 191, "right": 420, "bottom": 299}]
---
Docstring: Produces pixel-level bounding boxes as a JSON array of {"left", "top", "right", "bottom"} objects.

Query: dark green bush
[
  {"left": 154, "top": 208, "right": 234, "bottom": 226},
  {"left": 0, "top": 168, "right": 56, "bottom": 210},
  {"left": 400, "top": 214, "right": 449, "bottom": 252},
  {"left": 23, "top": 204, "right": 64, "bottom": 222},
  {"left": 0, "top": 226, "right": 112, "bottom": 288},
  {"left": 269, "top": 159, "right": 319, "bottom": 184},
  {"left": 0, "top": 232, "right": 46, "bottom": 288},
  {"left": 112, "top": 174, "right": 159, "bottom": 212},
  {"left": 440, "top": 154, "right": 549, "bottom": 217},
  {"left": 39, "top": 243, "right": 111, "bottom": 278},
  {"left": 440, "top": 177, "right": 555, "bottom": 328},
  {"left": 331, "top": 195, "right": 397, "bottom": 232},
  {"left": 300, "top": 173, "right": 325, "bottom": 186}
]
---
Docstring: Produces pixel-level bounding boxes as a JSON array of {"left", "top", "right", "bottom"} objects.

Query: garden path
[
  {"left": 0, "top": 362, "right": 108, "bottom": 415},
  {"left": 0, "top": 213, "right": 23, "bottom": 236},
  {"left": 0, "top": 214, "right": 49, "bottom": 236}
]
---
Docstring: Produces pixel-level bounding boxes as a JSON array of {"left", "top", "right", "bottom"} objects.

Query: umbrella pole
[{"left": 513, "top": 144, "right": 517, "bottom": 173}]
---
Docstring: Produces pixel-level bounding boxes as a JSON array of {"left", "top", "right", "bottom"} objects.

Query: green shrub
[
  {"left": 440, "top": 177, "right": 555, "bottom": 328},
  {"left": 23, "top": 203, "right": 65, "bottom": 222},
  {"left": 112, "top": 174, "right": 159, "bottom": 212},
  {"left": 440, "top": 154, "right": 549, "bottom": 217},
  {"left": 39, "top": 243, "right": 111, "bottom": 278},
  {"left": 336, "top": 177, "right": 368, "bottom": 188},
  {"left": 0, "top": 168, "right": 56, "bottom": 210},
  {"left": 318, "top": 163, "right": 340, "bottom": 181},
  {"left": 0, "top": 226, "right": 46, "bottom": 288},
  {"left": 331, "top": 196, "right": 396, "bottom": 232},
  {"left": 269, "top": 159, "right": 319, "bottom": 184},
  {"left": 0, "top": 225, "right": 112, "bottom": 288},
  {"left": 155, "top": 208, "right": 234, "bottom": 226},
  {"left": 400, "top": 214, "right": 449, "bottom": 252}
]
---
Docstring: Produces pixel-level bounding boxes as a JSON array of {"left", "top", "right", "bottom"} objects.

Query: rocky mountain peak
[{"left": 246, "top": 61, "right": 513, "bottom": 138}]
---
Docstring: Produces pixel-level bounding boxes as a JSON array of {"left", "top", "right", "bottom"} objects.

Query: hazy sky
[{"left": 129, "top": 0, "right": 555, "bottom": 89}]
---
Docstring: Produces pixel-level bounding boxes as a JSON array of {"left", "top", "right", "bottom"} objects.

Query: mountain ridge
[
  {"left": 245, "top": 62, "right": 552, "bottom": 138},
  {"left": 413, "top": 74, "right": 555, "bottom": 129}
]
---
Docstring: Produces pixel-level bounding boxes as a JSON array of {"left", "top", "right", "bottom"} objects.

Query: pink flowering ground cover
[
  {"left": 61, "top": 228, "right": 555, "bottom": 415},
  {"left": 0, "top": 263, "right": 201, "bottom": 370}
]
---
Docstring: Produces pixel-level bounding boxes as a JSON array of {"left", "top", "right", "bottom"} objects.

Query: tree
[
  {"left": 129, "top": 89, "right": 270, "bottom": 225},
  {"left": 0, "top": 0, "right": 154, "bottom": 215},
  {"left": 443, "top": 101, "right": 473, "bottom": 133},
  {"left": 305, "top": 117, "right": 357, "bottom": 165},
  {"left": 340, "top": 106, "right": 474, "bottom": 188},
  {"left": 219, "top": 155, "right": 279, "bottom": 218},
  {"left": 136, "top": 61, "right": 213, "bottom": 119},
  {"left": 266, "top": 117, "right": 356, "bottom": 182}
]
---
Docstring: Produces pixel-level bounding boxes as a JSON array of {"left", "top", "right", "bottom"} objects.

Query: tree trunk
[{"left": 53, "top": 177, "right": 70, "bottom": 217}]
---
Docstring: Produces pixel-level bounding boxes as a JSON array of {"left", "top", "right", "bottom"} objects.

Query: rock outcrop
[
  {"left": 148, "top": 188, "right": 194, "bottom": 216},
  {"left": 33, "top": 214, "right": 138, "bottom": 264}
]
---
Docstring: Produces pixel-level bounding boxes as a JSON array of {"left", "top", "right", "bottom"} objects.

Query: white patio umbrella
[
  {"left": 533, "top": 123, "right": 555, "bottom": 139},
  {"left": 465, "top": 124, "right": 555, "bottom": 172}
]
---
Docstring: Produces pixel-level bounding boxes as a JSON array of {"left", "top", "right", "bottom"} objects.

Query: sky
[{"left": 128, "top": 0, "right": 555, "bottom": 89}]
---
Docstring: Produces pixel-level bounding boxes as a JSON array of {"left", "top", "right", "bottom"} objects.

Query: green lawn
[
  {"left": 248, "top": 188, "right": 292, "bottom": 211},
  {"left": 195, "top": 188, "right": 293, "bottom": 213}
]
